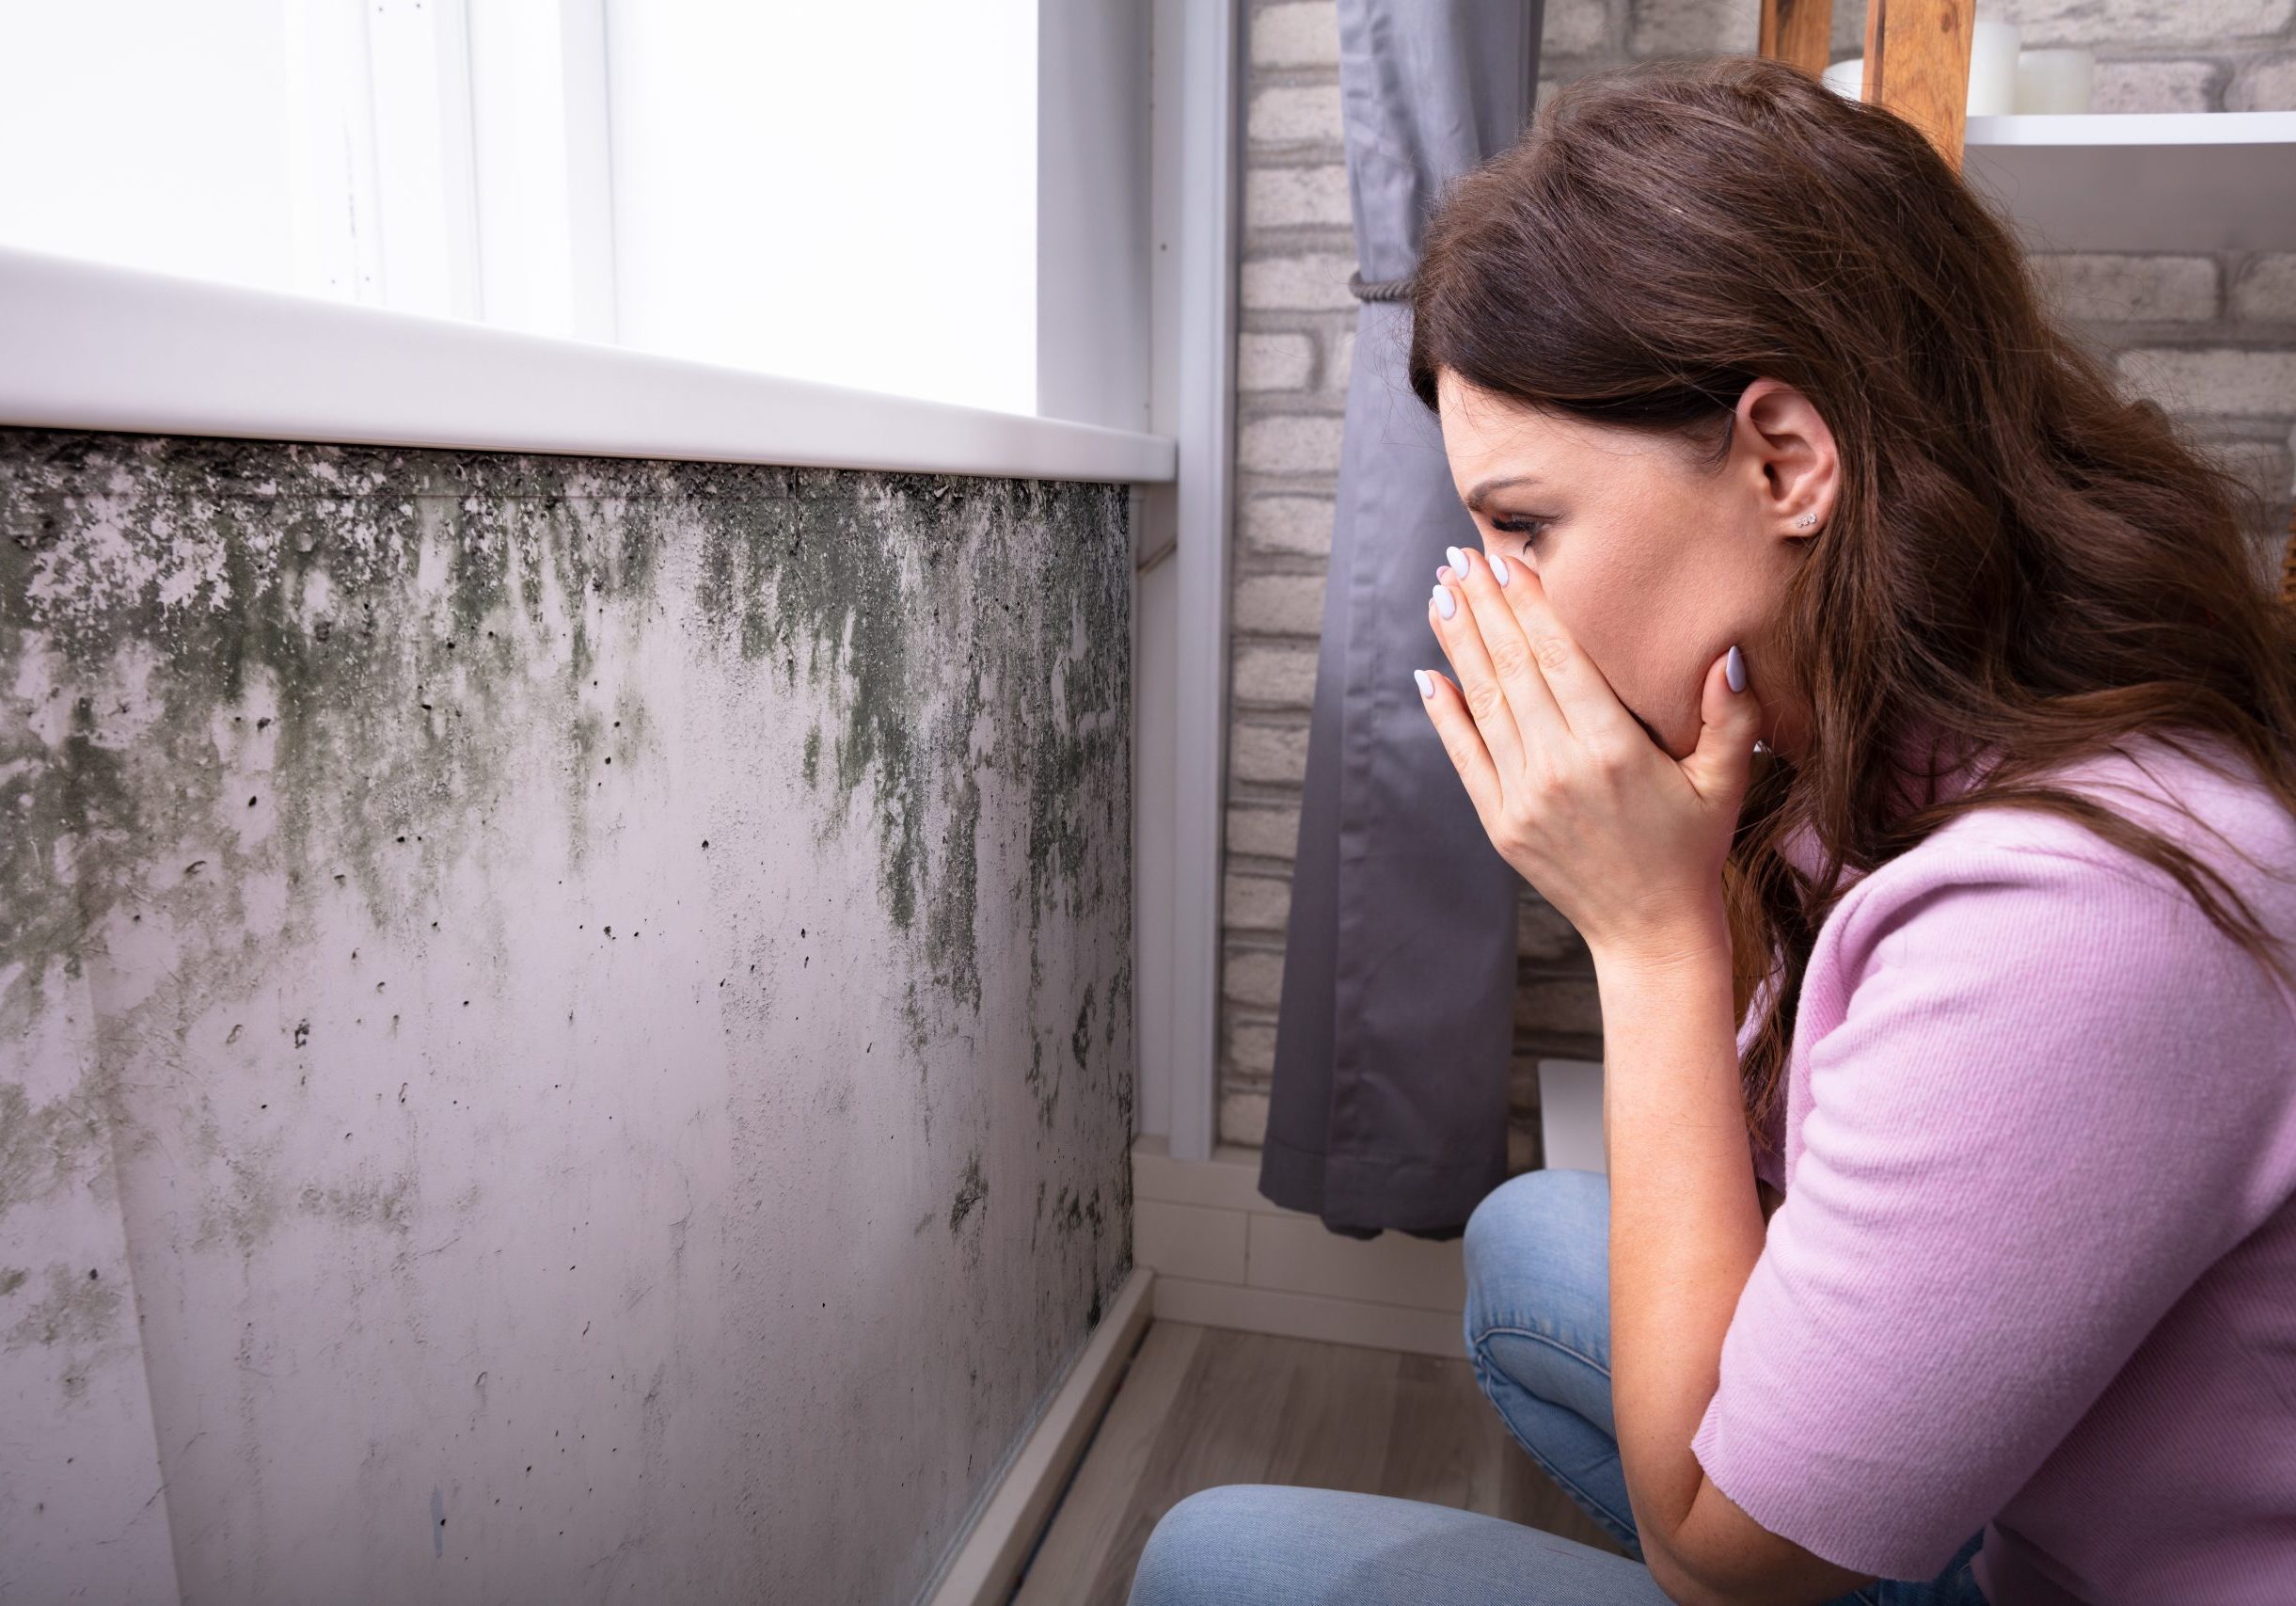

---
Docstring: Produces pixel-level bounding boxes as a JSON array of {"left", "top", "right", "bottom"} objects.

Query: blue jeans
[{"left": 1127, "top": 1168, "right": 1987, "bottom": 1605}]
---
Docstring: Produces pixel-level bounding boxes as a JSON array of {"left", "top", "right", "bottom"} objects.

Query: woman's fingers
[
  {"left": 1428, "top": 560, "right": 1530, "bottom": 785},
  {"left": 1481, "top": 549, "right": 1639, "bottom": 750},
  {"left": 1414, "top": 666, "right": 1503, "bottom": 823},
  {"left": 1453, "top": 546, "right": 1569, "bottom": 754}
]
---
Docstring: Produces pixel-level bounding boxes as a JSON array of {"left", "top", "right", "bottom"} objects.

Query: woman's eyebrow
[{"left": 1464, "top": 474, "right": 1544, "bottom": 513}]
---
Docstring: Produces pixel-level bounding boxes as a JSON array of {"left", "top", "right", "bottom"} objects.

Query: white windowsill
[{"left": 0, "top": 242, "right": 1177, "bottom": 486}]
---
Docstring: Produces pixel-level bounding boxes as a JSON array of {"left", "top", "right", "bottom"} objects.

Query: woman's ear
[{"left": 1737, "top": 377, "right": 1838, "bottom": 539}]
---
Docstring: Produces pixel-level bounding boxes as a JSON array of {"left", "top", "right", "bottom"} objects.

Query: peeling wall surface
[{"left": 0, "top": 428, "right": 1135, "bottom": 1605}]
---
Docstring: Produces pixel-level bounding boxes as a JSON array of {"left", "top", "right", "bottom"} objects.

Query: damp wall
[{"left": 0, "top": 428, "right": 1136, "bottom": 1605}]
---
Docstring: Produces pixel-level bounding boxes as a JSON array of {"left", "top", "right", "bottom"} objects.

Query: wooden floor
[{"left": 1007, "top": 1319, "right": 1629, "bottom": 1605}]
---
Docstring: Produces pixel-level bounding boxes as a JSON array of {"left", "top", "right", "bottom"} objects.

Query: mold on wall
[{"left": 0, "top": 427, "right": 1135, "bottom": 1604}]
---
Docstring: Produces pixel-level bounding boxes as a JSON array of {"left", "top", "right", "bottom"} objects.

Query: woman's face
[{"left": 1433, "top": 368, "right": 1838, "bottom": 764}]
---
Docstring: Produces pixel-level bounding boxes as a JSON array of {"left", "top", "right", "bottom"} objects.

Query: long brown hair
[{"left": 1401, "top": 54, "right": 2296, "bottom": 1160}]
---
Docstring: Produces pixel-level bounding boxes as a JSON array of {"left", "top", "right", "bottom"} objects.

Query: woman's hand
[{"left": 1417, "top": 545, "right": 1763, "bottom": 972}]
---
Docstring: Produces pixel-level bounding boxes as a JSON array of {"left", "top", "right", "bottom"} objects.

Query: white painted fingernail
[
  {"left": 1489, "top": 551, "right": 1510, "bottom": 587},
  {"left": 1446, "top": 545, "right": 1467, "bottom": 575},
  {"left": 1432, "top": 585, "right": 1456, "bottom": 620},
  {"left": 1415, "top": 669, "right": 1434, "bottom": 699},
  {"left": 1435, "top": 564, "right": 1452, "bottom": 583}
]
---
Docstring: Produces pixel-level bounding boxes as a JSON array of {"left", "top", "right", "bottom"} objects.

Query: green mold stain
[
  {"left": 0, "top": 430, "right": 1136, "bottom": 1299},
  {"left": 0, "top": 1080, "right": 108, "bottom": 1227},
  {"left": 687, "top": 468, "right": 1131, "bottom": 1023},
  {"left": 0, "top": 433, "right": 1131, "bottom": 1044},
  {"left": 1069, "top": 982, "right": 1096, "bottom": 1075},
  {"left": 0, "top": 432, "right": 684, "bottom": 1026},
  {"left": 948, "top": 1148, "right": 988, "bottom": 1233},
  {"left": 8, "top": 1262, "right": 119, "bottom": 1344}
]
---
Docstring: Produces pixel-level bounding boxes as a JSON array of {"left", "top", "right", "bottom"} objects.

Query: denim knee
[
  {"left": 1462, "top": 1167, "right": 1609, "bottom": 1358},
  {"left": 1126, "top": 1485, "right": 1271, "bottom": 1605}
]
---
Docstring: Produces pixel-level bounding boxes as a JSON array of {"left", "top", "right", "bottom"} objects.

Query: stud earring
[{"left": 1795, "top": 512, "right": 1819, "bottom": 529}]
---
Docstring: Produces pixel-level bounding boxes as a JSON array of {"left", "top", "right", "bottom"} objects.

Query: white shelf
[{"left": 1961, "top": 111, "right": 2296, "bottom": 255}]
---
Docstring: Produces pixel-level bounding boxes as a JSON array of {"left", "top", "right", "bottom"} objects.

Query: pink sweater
[{"left": 1689, "top": 728, "right": 2296, "bottom": 1603}]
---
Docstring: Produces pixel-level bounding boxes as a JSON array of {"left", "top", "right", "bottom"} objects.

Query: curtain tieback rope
[{"left": 1347, "top": 268, "right": 1415, "bottom": 302}]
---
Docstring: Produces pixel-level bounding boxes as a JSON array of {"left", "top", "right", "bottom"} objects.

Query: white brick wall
[
  {"left": 1239, "top": 493, "right": 1340, "bottom": 556},
  {"left": 1218, "top": 0, "right": 2296, "bottom": 1155},
  {"left": 2033, "top": 254, "right": 2220, "bottom": 322},
  {"left": 1247, "top": 83, "right": 1346, "bottom": 145},
  {"left": 1229, "top": 644, "right": 1319, "bottom": 708},
  {"left": 1244, "top": 164, "right": 1352, "bottom": 229},
  {"left": 1236, "top": 413, "right": 1346, "bottom": 476},
  {"left": 2233, "top": 253, "right": 2296, "bottom": 319},
  {"left": 1240, "top": 251, "right": 1360, "bottom": 310},
  {"left": 1238, "top": 332, "right": 1317, "bottom": 390},
  {"left": 2230, "top": 52, "right": 2296, "bottom": 105},
  {"left": 1251, "top": 2, "right": 1342, "bottom": 69},
  {"left": 1229, "top": 719, "right": 1309, "bottom": 787},
  {"left": 2094, "top": 59, "right": 2221, "bottom": 111}
]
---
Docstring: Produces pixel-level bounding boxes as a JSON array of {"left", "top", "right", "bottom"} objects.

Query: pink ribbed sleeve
[{"left": 1688, "top": 825, "right": 2295, "bottom": 1582}]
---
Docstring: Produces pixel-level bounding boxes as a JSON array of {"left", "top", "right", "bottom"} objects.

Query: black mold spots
[
  {"left": 0, "top": 424, "right": 1132, "bottom": 1037},
  {"left": 0, "top": 676, "right": 126, "bottom": 1026},
  {"left": 1107, "top": 954, "right": 1129, "bottom": 1051},
  {"left": 0, "top": 1266, "right": 26, "bottom": 1297},
  {"left": 0, "top": 428, "right": 1142, "bottom": 1405},
  {"left": 0, "top": 1081, "right": 106, "bottom": 1224},
  {"left": 1080, "top": 1185, "right": 1107, "bottom": 1331},
  {"left": 0, "top": 430, "right": 673, "bottom": 1006},
  {"left": 1070, "top": 982, "right": 1096, "bottom": 1077},
  {"left": 948, "top": 1149, "right": 988, "bottom": 1234},
  {"left": 1024, "top": 1033, "right": 1060, "bottom": 1131},
  {"left": 687, "top": 469, "right": 1130, "bottom": 1026},
  {"left": 1108, "top": 956, "right": 1136, "bottom": 1135},
  {"left": 1045, "top": 1176, "right": 1108, "bottom": 1347},
  {"left": 296, "top": 1173, "right": 416, "bottom": 1233},
  {"left": 5, "top": 1262, "right": 122, "bottom": 1400},
  {"left": 1024, "top": 980, "right": 1105, "bottom": 1135}
]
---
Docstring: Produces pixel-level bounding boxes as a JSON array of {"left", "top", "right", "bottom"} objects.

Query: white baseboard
[
  {"left": 1130, "top": 1136, "right": 1472, "bottom": 1360},
  {"left": 922, "top": 1264, "right": 1156, "bottom": 1606}
]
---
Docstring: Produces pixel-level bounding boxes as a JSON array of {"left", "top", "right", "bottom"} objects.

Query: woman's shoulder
[
  {"left": 1867, "top": 727, "right": 2295, "bottom": 908},
  {"left": 1828, "top": 727, "right": 2296, "bottom": 1004}
]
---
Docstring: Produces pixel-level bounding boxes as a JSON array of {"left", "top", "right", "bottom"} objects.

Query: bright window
[
  {"left": 607, "top": 3, "right": 1037, "bottom": 414},
  {"left": 0, "top": 0, "right": 1038, "bottom": 416}
]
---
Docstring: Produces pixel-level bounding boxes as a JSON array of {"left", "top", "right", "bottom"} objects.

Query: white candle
[
  {"left": 1967, "top": 20, "right": 2020, "bottom": 115},
  {"left": 1823, "top": 24, "right": 2053, "bottom": 114},
  {"left": 2015, "top": 48, "right": 2095, "bottom": 114}
]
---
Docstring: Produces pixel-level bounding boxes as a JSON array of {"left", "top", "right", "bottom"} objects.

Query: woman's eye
[{"left": 1491, "top": 516, "right": 1548, "bottom": 549}]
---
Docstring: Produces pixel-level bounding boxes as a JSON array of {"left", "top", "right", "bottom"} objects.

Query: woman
[{"left": 1129, "top": 54, "right": 2296, "bottom": 1606}]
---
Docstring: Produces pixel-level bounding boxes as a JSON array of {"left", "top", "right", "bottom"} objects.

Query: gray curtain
[{"left": 1257, "top": 0, "right": 1544, "bottom": 1240}]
